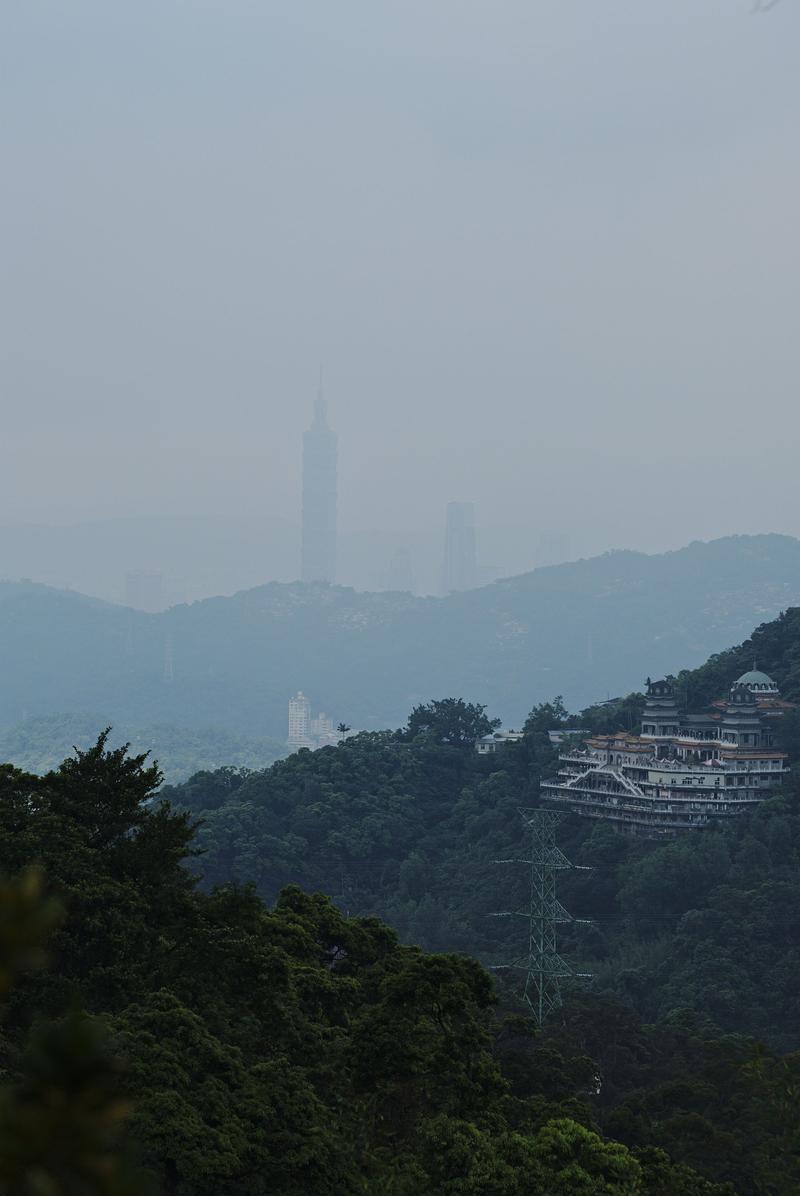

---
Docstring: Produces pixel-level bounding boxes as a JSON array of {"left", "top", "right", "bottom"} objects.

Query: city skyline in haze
[{"left": 2, "top": 2, "right": 799, "bottom": 574}]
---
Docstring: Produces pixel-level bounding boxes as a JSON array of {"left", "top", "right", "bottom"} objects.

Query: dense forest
[
  {"left": 3, "top": 534, "right": 800, "bottom": 737},
  {"left": 0, "top": 736, "right": 764, "bottom": 1194},
  {"left": 3, "top": 609, "right": 800, "bottom": 1190},
  {"left": 165, "top": 609, "right": 800, "bottom": 1055}
]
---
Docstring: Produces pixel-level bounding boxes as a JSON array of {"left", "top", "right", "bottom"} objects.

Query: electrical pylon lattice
[{"left": 493, "top": 808, "right": 590, "bottom": 1026}]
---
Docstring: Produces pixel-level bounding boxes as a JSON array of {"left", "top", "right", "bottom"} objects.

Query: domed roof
[{"left": 735, "top": 668, "right": 778, "bottom": 689}]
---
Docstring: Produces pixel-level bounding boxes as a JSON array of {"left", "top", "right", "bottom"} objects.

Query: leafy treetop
[{"left": 402, "top": 698, "right": 501, "bottom": 747}]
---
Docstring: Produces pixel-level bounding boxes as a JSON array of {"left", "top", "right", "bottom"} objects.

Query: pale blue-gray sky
[{"left": 2, "top": 1, "right": 799, "bottom": 583}]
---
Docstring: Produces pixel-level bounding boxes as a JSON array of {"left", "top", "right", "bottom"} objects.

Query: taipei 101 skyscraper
[{"left": 301, "top": 384, "right": 337, "bottom": 583}]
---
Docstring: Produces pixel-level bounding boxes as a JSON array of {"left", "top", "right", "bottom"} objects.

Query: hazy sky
[{"left": 3, "top": 0, "right": 799, "bottom": 564}]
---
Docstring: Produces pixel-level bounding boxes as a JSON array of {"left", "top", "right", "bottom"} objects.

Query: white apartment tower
[{"left": 288, "top": 691, "right": 312, "bottom": 747}]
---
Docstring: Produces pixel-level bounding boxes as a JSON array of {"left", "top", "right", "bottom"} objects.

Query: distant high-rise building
[
  {"left": 288, "top": 692, "right": 343, "bottom": 749},
  {"left": 310, "top": 711, "right": 337, "bottom": 745},
  {"left": 302, "top": 389, "right": 337, "bottom": 583},
  {"left": 442, "top": 501, "right": 477, "bottom": 594},
  {"left": 288, "top": 691, "right": 312, "bottom": 747},
  {"left": 124, "top": 569, "right": 165, "bottom": 612}
]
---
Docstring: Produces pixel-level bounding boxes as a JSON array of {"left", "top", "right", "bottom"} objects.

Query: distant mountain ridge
[{"left": 2, "top": 534, "right": 800, "bottom": 738}]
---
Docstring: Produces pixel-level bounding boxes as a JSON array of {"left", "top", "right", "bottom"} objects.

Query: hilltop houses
[{"left": 541, "top": 669, "right": 793, "bottom": 836}]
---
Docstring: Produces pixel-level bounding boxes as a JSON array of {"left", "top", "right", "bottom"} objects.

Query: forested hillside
[
  {"left": 0, "top": 737, "right": 764, "bottom": 1194},
  {"left": 165, "top": 607, "right": 800, "bottom": 1058},
  {"left": 3, "top": 609, "right": 800, "bottom": 1190},
  {"left": 677, "top": 606, "right": 800, "bottom": 708},
  {"left": 3, "top": 533, "right": 800, "bottom": 737}
]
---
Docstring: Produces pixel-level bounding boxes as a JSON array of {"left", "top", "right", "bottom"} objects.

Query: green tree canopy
[{"left": 402, "top": 698, "right": 501, "bottom": 747}]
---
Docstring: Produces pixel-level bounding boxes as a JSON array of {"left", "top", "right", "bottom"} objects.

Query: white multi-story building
[
  {"left": 288, "top": 693, "right": 345, "bottom": 750},
  {"left": 541, "top": 670, "right": 792, "bottom": 837},
  {"left": 310, "top": 711, "right": 337, "bottom": 745},
  {"left": 288, "top": 691, "right": 313, "bottom": 748}
]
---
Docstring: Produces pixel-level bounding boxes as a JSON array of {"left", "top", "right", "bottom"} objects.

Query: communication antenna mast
[{"left": 492, "top": 808, "right": 591, "bottom": 1026}]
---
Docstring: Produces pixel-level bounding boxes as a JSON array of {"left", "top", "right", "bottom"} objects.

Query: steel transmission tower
[{"left": 493, "top": 808, "right": 590, "bottom": 1026}]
